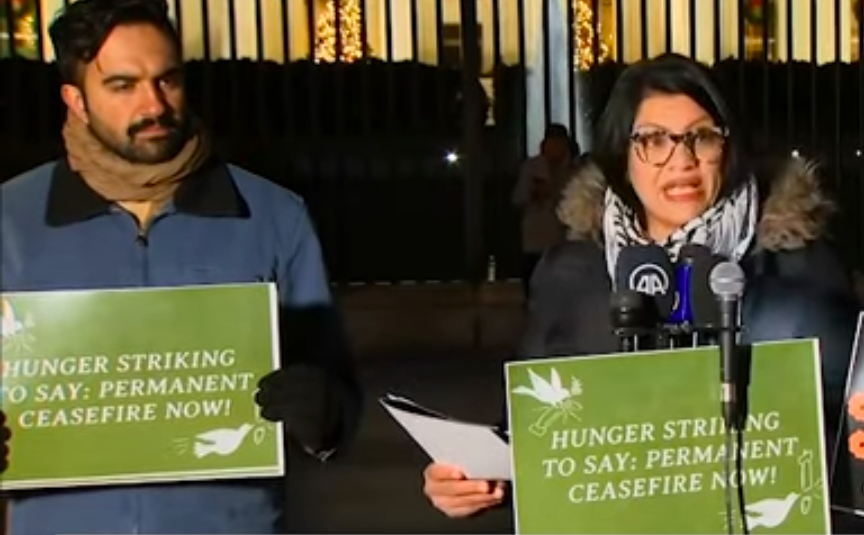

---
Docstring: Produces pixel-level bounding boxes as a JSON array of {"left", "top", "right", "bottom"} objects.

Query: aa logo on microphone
[{"left": 628, "top": 264, "right": 669, "bottom": 295}]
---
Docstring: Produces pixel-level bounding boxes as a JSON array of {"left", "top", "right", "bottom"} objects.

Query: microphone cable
[
  {"left": 719, "top": 352, "right": 750, "bottom": 535},
  {"left": 721, "top": 424, "right": 750, "bottom": 535},
  {"left": 736, "top": 427, "right": 750, "bottom": 535},
  {"left": 723, "top": 425, "right": 734, "bottom": 535}
]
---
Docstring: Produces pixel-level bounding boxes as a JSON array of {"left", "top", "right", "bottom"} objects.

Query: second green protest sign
[
  {"left": 0, "top": 283, "right": 283, "bottom": 490},
  {"left": 505, "top": 340, "right": 830, "bottom": 534}
]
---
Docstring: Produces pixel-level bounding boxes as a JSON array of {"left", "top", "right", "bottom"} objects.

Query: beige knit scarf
[{"left": 62, "top": 111, "right": 212, "bottom": 203}]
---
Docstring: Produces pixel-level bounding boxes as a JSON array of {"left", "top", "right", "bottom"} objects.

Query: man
[
  {"left": 0, "top": 0, "right": 361, "bottom": 533},
  {"left": 511, "top": 124, "right": 576, "bottom": 297}
]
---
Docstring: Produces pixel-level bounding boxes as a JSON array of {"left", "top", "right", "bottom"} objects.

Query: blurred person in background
[{"left": 511, "top": 123, "right": 578, "bottom": 298}]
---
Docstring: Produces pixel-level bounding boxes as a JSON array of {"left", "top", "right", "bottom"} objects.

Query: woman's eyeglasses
[{"left": 630, "top": 126, "right": 728, "bottom": 166}]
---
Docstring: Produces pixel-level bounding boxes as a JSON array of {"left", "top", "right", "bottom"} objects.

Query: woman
[{"left": 422, "top": 53, "right": 861, "bottom": 528}]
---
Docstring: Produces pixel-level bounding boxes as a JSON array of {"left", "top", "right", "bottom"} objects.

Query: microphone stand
[
  {"left": 711, "top": 264, "right": 749, "bottom": 535},
  {"left": 718, "top": 305, "right": 739, "bottom": 432},
  {"left": 655, "top": 328, "right": 670, "bottom": 349},
  {"left": 659, "top": 323, "right": 694, "bottom": 350},
  {"left": 708, "top": 312, "right": 748, "bottom": 535},
  {"left": 613, "top": 327, "right": 656, "bottom": 352},
  {"left": 610, "top": 291, "right": 653, "bottom": 353},
  {"left": 725, "top": 320, "right": 750, "bottom": 535},
  {"left": 669, "top": 319, "right": 747, "bottom": 535},
  {"left": 613, "top": 328, "right": 639, "bottom": 352}
]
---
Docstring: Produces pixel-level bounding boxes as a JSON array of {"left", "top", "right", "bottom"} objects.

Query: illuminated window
[
  {"left": 0, "top": 0, "right": 39, "bottom": 59},
  {"left": 743, "top": 0, "right": 777, "bottom": 60},
  {"left": 854, "top": 0, "right": 862, "bottom": 61},
  {"left": 440, "top": 22, "right": 483, "bottom": 69}
]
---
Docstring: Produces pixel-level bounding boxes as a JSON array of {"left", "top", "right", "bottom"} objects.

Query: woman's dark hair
[
  {"left": 592, "top": 53, "right": 750, "bottom": 218},
  {"left": 49, "top": 0, "right": 180, "bottom": 86}
]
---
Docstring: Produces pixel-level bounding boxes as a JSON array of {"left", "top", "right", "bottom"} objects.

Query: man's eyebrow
[
  {"left": 157, "top": 66, "right": 183, "bottom": 79},
  {"left": 101, "top": 66, "right": 183, "bottom": 85},
  {"left": 101, "top": 73, "right": 137, "bottom": 85}
]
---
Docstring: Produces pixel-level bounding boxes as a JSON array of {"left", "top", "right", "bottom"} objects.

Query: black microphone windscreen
[
  {"left": 689, "top": 250, "right": 724, "bottom": 328},
  {"left": 609, "top": 290, "right": 648, "bottom": 330},
  {"left": 614, "top": 244, "right": 675, "bottom": 320},
  {"left": 679, "top": 243, "right": 713, "bottom": 263}
]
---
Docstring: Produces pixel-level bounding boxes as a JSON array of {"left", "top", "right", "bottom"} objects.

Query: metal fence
[{"left": 1, "top": 0, "right": 862, "bottom": 283}]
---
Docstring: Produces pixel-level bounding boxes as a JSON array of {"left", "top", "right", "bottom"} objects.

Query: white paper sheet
[{"left": 379, "top": 394, "right": 511, "bottom": 480}]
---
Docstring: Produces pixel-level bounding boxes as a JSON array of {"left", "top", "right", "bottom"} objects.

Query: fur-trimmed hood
[{"left": 557, "top": 157, "right": 836, "bottom": 252}]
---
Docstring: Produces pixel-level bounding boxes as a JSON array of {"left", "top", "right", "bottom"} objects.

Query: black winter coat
[{"left": 515, "top": 158, "right": 861, "bottom": 533}]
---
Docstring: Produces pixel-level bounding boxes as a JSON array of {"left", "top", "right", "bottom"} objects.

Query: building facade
[{"left": 3, "top": 0, "right": 862, "bottom": 66}]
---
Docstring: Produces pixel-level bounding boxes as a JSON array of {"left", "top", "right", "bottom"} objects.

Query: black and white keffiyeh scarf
[{"left": 602, "top": 179, "right": 760, "bottom": 278}]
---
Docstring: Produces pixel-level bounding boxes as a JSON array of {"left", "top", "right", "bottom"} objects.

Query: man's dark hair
[
  {"left": 49, "top": 0, "right": 181, "bottom": 85},
  {"left": 544, "top": 123, "right": 569, "bottom": 141},
  {"left": 592, "top": 53, "right": 750, "bottom": 222}
]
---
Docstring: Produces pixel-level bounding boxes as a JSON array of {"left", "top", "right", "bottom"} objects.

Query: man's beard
[{"left": 87, "top": 110, "right": 191, "bottom": 165}]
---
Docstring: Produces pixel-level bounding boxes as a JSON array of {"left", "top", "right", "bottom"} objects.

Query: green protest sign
[
  {"left": 505, "top": 340, "right": 830, "bottom": 534},
  {"left": 830, "top": 312, "right": 864, "bottom": 514},
  {"left": 0, "top": 283, "right": 284, "bottom": 490}
]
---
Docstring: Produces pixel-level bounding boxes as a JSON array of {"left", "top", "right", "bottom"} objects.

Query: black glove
[
  {"left": 254, "top": 364, "right": 340, "bottom": 454},
  {"left": 1, "top": 410, "right": 10, "bottom": 473}
]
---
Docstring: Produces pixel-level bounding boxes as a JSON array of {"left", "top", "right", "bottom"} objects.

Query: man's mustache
[{"left": 128, "top": 115, "right": 181, "bottom": 137}]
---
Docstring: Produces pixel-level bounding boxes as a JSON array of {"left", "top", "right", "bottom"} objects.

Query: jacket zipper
[{"left": 136, "top": 230, "right": 149, "bottom": 286}]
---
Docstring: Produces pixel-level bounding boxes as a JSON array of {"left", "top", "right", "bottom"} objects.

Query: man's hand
[
  {"left": 0, "top": 410, "right": 10, "bottom": 473},
  {"left": 254, "top": 364, "right": 337, "bottom": 453},
  {"left": 422, "top": 462, "right": 506, "bottom": 518}
]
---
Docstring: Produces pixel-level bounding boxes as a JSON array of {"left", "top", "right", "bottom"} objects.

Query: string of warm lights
[
  {"left": 314, "top": 0, "right": 365, "bottom": 63},
  {"left": 574, "top": 0, "right": 611, "bottom": 70},
  {"left": 313, "top": 0, "right": 607, "bottom": 68}
]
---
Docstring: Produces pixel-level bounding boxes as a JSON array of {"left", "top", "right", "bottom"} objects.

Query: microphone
[
  {"left": 669, "top": 245, "right": 699, "bottom": 326},
  {"left": 614, "top": 244, "right": 676, "bottom": 324},
  {"left": 709, "top": 261, "right": 746, "bottom": 431},
  {"left": 610, "top": 290, "right": 650, "bottom": 352},
  {"left": 677, "top": 245, "right": 724, "bottom": 345}
]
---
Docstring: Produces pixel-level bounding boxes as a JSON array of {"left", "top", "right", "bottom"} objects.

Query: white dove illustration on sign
[
  {"left": 744, "top": 492, "right": 799, "bottom": 530},
  {"left": 184, "top": 423, "right": 254, "bottom": 458},
  {"left": 1, "top": 299, "right": 24, "bottom": 339},
  {"left": 511, "top": 367, "right": 583, "bottom": 436}
]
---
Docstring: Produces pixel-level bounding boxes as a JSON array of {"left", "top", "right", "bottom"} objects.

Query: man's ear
[{"left": 60, "top": 83, "right": 88, "bottom": 123}]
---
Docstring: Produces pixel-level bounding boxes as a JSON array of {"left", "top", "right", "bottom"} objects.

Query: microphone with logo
[
  {"left": 671, "top": 244, "right": 723, "bottom": 347},
  {"left": 667, "top": 246, "right": 698, "bottom": 343},
  {"left": 709, "top": 261, "right": 746, "bottom": 431},
  {"left": 613, "top": 245, "right": 676, "bottom": 350},
  {"left": 669, "top": 245, "right": 698, "bottom": 325}
]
